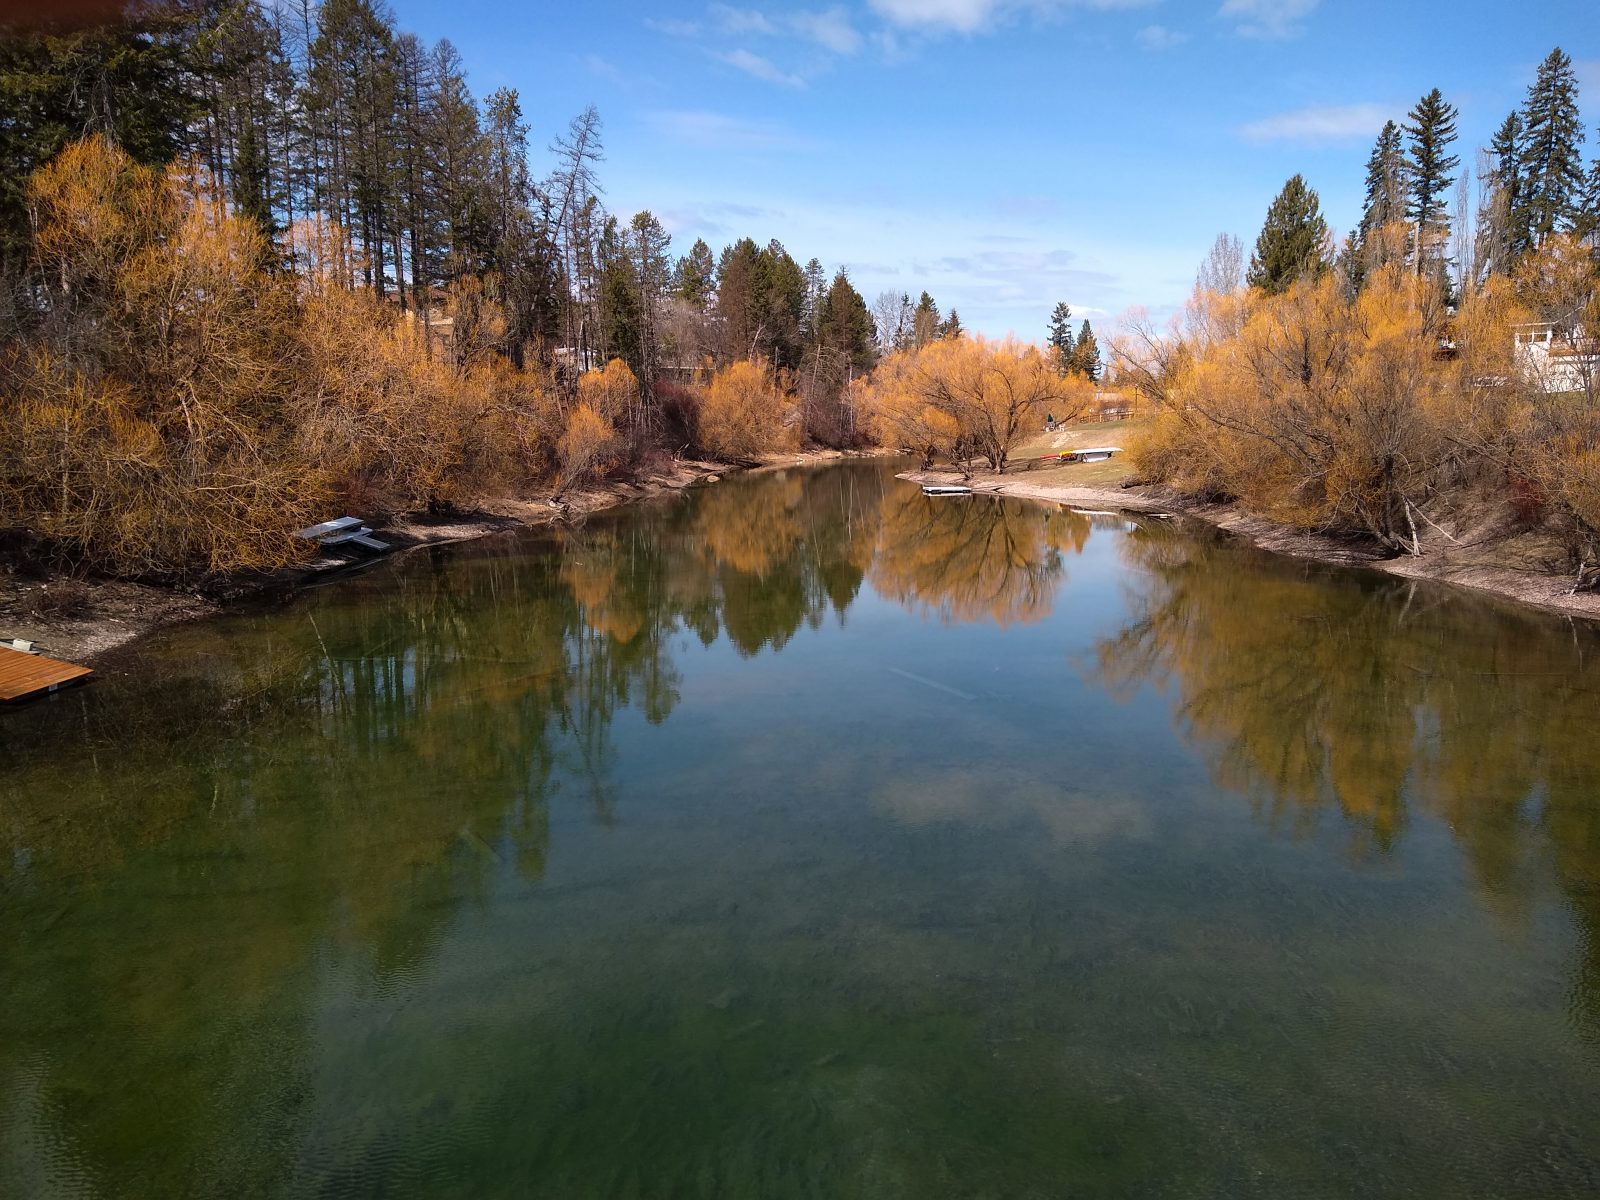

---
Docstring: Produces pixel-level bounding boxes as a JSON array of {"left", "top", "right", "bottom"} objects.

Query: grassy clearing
[{"left": 1003, "top": 418, "right": 1150, "bottom": 487}]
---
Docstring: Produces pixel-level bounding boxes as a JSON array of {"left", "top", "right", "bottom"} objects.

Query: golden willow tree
[
  {"left": 854, "top": 336, "right": 1094, "bottom": 472},
  {"left": 1123, "top": 253, "right": 1600, "bottom": 566},
  {"left": 3, "top": 137, "right": 316, "bottom": 574},
  {"left": 699, "top": 358, "right": 797, "bottom": 460},
  {"left": 2, "top": 136, "right": 562, "bottom": 577}
]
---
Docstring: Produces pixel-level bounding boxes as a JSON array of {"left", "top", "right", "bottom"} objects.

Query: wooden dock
[{"left": 0, "top": 645, "right": 93, "bottom": 703}]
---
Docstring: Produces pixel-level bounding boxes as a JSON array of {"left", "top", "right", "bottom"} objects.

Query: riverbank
[
  {"left": 1, "top": 449, "right": 881, "bottom": 666},
  {"left": 902, "top": 468, "right": 1600, "bottom": 624}
]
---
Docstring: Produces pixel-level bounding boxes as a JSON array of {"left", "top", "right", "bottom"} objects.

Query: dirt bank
[
  {"left": 902, "top": 468, "right": 1600, "bottom": 625},
  {"left": 1, "top": 450, "right": 881, "bottom": 666}
]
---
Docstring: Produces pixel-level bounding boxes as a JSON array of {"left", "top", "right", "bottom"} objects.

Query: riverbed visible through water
[{"left": 3, "top": 460, "right": 1598, "bottom": 1197}]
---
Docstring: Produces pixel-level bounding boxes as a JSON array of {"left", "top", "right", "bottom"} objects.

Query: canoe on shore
[{"left": 921, "top": 484, "right": 972, "bottom": 496}]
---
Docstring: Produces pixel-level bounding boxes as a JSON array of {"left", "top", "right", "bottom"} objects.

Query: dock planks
[{"left": 0, "top": 645, "right": 93, "bottom": 703}]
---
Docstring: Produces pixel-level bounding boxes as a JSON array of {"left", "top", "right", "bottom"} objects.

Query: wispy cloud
[
  {"left": 644, "top": 16, "right": 703, "bottom": 37},
  {"left": 646, "top": 110, "right": 822, "bottom": 152},
  {"left": 657, "top": 201, "right": 784, "bottom": 239},
  {"left": 1238, "top": 102, "right": 1390, "bottom": 145},
  {"left": 787, "top": 7, "right": 864, "bottom": 54},
  {"left": 580, "top": 54, "right": 628, "bottom": 85},
  {"left": 1218, "top": 0, "right": 1319, "bottom": 40},
  {"left": 1136, "top": 24, "right": 1187, "bottom": 50},
  {"left": 660, "top": 5, "right": 864, "bottom": 55},
  {"left": 869, "top": 0, "right": 1008, "bottom": 33},
  {"left": 869, "top": 0, "right": 1155, "bottom": 36},
  {"left": 718, "top": 48, "right": 806, "bottom": 87}
]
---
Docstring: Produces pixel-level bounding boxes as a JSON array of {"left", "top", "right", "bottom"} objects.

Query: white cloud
[
  {"left": 788, "top": 8, "right": 864, "bottom": 54},
  {"left": 719, "top": 48, "right": 807, "bottom": 87},
  {"left": 644, "top": 17, "right": 703, "bottom": 37},
  {"left": 580, "top": 54, "right": 628, "bottom": 84},
  {"left": 666, "top": 5, "right": 864, "bottom": 55},
  {"left": 867, "top": 0, "right": 1156, "bottom": 36},
  {"left": 869, "top": 0, "right": 1005, "bottom": 32},
  {"left": 708, "top": 4, "right": 779, "bottom": 36},
  {"left": 1218, "top": 0, "right": 1319, "bottom": 40},
  {"left": 1136, "top": 24, "right": 1188, "bottom": 50},
  {"left": 1238, "top": 102, "right": 1390, "bottom": 145},
  {"left": 646, "top": 111, "right": 822, "bottom": 152}
]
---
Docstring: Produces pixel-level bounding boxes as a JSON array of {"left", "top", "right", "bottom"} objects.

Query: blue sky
[{"left": 385, "top": 0, "right": 1597, "bottom": 337}]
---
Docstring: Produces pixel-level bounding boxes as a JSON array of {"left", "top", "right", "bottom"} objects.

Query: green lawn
[{"left": 1002, "top": 418, "right": 1149, "bottom": 486}]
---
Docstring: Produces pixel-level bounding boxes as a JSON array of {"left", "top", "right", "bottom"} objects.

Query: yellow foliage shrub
[
  {"left": 1, "top": 137, "right": 563, "bottom": 577},
  {"left": 558, "top": 403, "right": 617, "bottom": 490},
  {"left": 699, "top": 359, "right": 795, "bottom": 460},
  {"left": 3, "top": 138, "right": 319, "bottom": 575},
  {"left": 856, "top": 335, "right": 1091, "bottom": 471}
]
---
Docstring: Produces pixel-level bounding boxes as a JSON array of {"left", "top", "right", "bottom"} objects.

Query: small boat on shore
[{"left": 921, "top": 484, "right": 972, "bottom": 496}]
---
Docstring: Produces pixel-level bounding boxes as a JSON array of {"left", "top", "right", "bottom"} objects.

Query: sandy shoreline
[
  {"left": 901, "top": 468, "right": 1600, "bottom": 625},
  {"left": 0, "top": 449, "right": 881, "bottom": 667}
]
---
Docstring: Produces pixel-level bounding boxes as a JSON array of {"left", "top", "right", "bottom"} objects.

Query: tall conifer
[
  {"left": 1519, "top": 47, "right": 1586, "bottom": 244},
  {"left": 1247, "top": 175, "right": 1330, "bottom": 294}
]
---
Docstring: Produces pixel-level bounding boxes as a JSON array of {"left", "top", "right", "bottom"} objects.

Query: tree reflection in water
[
  {"left": 2, "top": 464, "right": 1599, "bottom": 1195},
  {"left": 1092, "top": 523, "right": 1600, "bottom": 1031}
]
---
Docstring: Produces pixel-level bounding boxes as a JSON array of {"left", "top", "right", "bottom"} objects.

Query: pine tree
[
  {"left": 628, "top": 210, "right": 671, "bottom": 387},
  {"left": 815, "top": 271, "right": 876, "bottom": 371},
  {"left": 1046, "top": 301, "right": 1076, "bottom": 372},
  {"left": 674, "top": 238, "right": 717, "bottom": 310},
  {"left": 231, "top": 118, "right": 276, "bottom": 239},
  {"left": 714, "top": 237, "right": 762, "bottom": 363},
  {"left": 1478, "top": 111, "right": 1526, "bottom": 274},
  {"left": 801, "top": 256, "right": 826, "bottom": 338},
  {"left": 1356, "top": 120, "right": 1408, "bottom": 280},
  {"left": 1403, "top": 88, "right": 1459, "bottom": 274},
  {"left": 1519, "top": 47, "right": 1586, "bottom": 245},
  {"left": 0, "top": 2, "right": 207, "bottom": 265},
  {"left": 1247, "top": 175, "right": 1330, "bottom": 294},
  {"left": 1576, "top": 159, "right": 1600, "bottom": 248},
  {"left": 912, "top": 291, "right": 940, "bottom": 347},
  {"left": 757, "top": 239, "right": 807, "bottom": 371},
  {"left": 1071, "top": 320, "right": 1101, "bottom": 382},
  {"left": 939, "top": 309, "right": 964, "bottom": 339}
]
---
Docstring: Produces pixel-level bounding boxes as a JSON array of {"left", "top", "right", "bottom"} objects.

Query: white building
[{"left": 1514, "top": 321, "right": 1598, "bottom": 396}]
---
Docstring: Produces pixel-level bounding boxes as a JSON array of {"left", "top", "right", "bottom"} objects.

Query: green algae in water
[{"left": 2, "top": 461, "right": 1599, "bottom": 1198}]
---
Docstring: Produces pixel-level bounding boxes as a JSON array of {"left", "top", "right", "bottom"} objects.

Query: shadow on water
[{"left": 1, "top": 461, "right": 1598, "bottom": 1197}]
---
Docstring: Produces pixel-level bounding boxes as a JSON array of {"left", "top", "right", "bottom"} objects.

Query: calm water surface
[{"left": 3, "top": 461, "right": 1599, "bottom": 1198}]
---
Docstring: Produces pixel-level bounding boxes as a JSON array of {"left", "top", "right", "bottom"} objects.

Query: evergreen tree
[
  {"left": 1071, "top": 320, "right": 1101, "bottom": 382},
  {"left": 757, "top": 239, "right": 807, "bottom": 370},
  {"left": 1046, "top": 300, "right": 1076, "bottom": 372},
  {"left": 815, "top": 271, "right": 876, "bottom": 372},
  {"left": 714, "top": 237, "right": 762, "bottom": 362},
  {"left": 1478, "top": 111, "right": 1526, "bottom": 274},
  {"left": 801, "top": 256, "right": 826, "bottom": 338},
  {"left": 1247, "top": 174, "right": 1331, "bottom": 294},
  {"left": 1403, "top": 88, "right": 1459, "bottom": 274},
  {"left": 0, "top": 1, "right": 208, "bottom": 265},
  {"left": 1576, "top": 159, "right": 1600, "bottom": 247},
  {"left": 912, "top": 291, "right": 940, "bottom": 347},
  {"left": 674, "top": 238, "right": 716, "bottom": 310},
  {"left": 230, "top": 117, "right": 276, "bottom": 239},
  {"left": 627, "top": 210, "right": 671, "bottom": 387},
  {"left": 1356, "top": 120, "right": 1408, "bottom": 280},
  {"left": 893, "top": 293, "right": 915, "bottom": 351},
  {"left": 595, "top": 215, "right": 641, "bottom": 377},
  {"left": 1519, "top": 47, "right": 1586, "bottom": 245},
  {"left": 939, "top": 309, "right": 964, "bottom": 339}
]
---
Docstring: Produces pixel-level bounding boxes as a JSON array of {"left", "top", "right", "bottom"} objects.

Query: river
[{"left": 3, "top": 459, "right": 1598, "bottom": 1197}]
